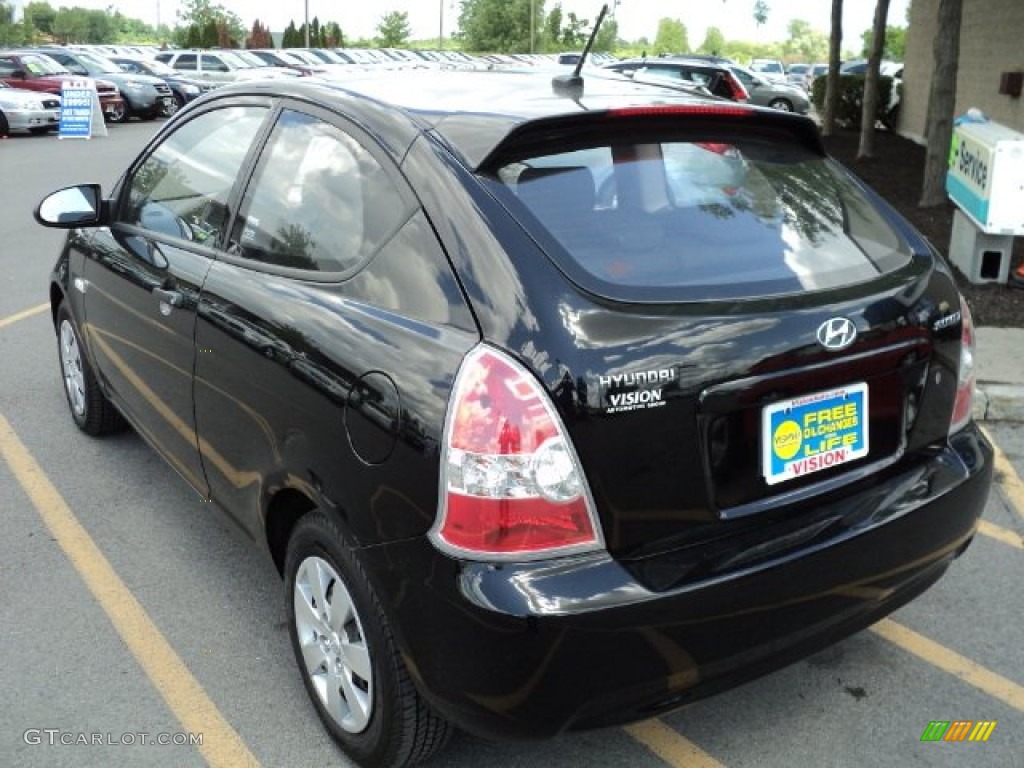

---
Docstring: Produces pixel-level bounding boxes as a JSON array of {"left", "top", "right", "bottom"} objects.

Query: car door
[
  {"left": 193, "top": 104, "right": 477, "bottom": 542},
  {"left": 81, "top": 101, "right": 271, "bottom": 495}
]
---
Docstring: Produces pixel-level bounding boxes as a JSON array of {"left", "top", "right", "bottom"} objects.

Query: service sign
[
  {"left": 58, "top": 79, "right": 98, "bottom": 139},
  {"left": 762, "top": 383, "right": 869, "bottom": 486},
  {"left": 946, "top": 121, "right": 1024, "bottom": 234},
  {"left": 946, "top": 128, "right": 994, "bottom": 229}
]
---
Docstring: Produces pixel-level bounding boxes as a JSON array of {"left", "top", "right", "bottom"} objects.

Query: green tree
[
  {"left": 592, "top": 18, "right": 618, "bottom": 53},
  {"left": 652, "top": 18, "right": 688, "bottom": 55},
  {"left": 698, "top": 26, "right": 726, "bottom": 55},
  {"left": 560, "top": 11, "right": 588, "bottom": 47},
  {"left": 324, "top": 21, "right": 343, "bottom": 47},
  {"left": 0, "top": 1, "right": 19, "bottom": 46},
  {"left": 376, "top": 11, "right": 411, "bottom": 47},
  {"left": 860, "top": 24, "right": 905, "bottom": 59},
  {"left": 177, "top": 0, "right": 243, "bottom": 47},
  {"left": 24, "top": 1, "right": 54, "bottom": 34},
  {"left": 282, "top": 20, "right": 298, "bottom": 47},
  {"left": 458, "top": 0, "right": 546, "bottom": 53},
  {"left": 544, "top": 3, "right": 562, "bottom": 50},
  {"left": 754, "top": 0, "right": 769, "bottom": 25},
  {"left": 784, "top": 19, "right": 828, "bottom": 61}
]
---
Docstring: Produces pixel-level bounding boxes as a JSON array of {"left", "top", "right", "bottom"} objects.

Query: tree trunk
[
  {"left": 857, "top": 0, "right": 891, "bottom": 158},
  {"left": 920, "top": 0, "right": 964, "bottom": 206},
  {"left": 821, "top": 0, "right": 843, "bottom": 137}
]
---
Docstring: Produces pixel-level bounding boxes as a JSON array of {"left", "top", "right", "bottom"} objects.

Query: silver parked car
[
  {"left": 729, "top": 64, "right": 811, "bottom": 113},
  {"left": 0, "top": 80, "right": 60, "bottom": 135}
]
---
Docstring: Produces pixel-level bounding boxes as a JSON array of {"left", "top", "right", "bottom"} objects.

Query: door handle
[{"left": 153, "top": 287, "right": 183, "bottom": 308}]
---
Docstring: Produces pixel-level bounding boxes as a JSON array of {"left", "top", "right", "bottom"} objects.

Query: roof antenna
[{"left": 552, "top": 3, "right": 609, "bottom": 96}]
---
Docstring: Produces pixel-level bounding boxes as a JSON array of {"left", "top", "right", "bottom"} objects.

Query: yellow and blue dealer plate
[{"left": 761, "top": 382, "right": 869, "bottom": 486}]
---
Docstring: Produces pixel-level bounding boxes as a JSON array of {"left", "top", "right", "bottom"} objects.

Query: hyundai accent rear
[{"left": 36, "top": 71, "right": 992, "bottom": 767}]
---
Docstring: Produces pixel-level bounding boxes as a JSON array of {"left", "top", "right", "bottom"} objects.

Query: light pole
[
  {"left": 304, "top": 0, "right": 310, "bottom": 47},
  {"left": 529, "top": 0, "right": 535, "bottom": 53},
  {"left": 439, "top": 0, "right": 444, "bottom": 50}
]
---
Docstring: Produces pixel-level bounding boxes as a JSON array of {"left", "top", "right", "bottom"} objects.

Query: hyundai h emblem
[{"left": 816, "top": 318, "right": 857, "bottom": 351}]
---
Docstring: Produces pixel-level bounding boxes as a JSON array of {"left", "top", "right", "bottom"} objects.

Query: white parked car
[{"left": 0, "top": 80, "right": 61, "bottom": 136}]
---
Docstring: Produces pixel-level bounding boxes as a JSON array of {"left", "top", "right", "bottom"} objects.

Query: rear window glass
[{"left": 486, "top": 132, "right": 912, "bottom": 301}]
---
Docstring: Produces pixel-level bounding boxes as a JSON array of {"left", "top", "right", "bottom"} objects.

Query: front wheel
[
  {"left": 285, "top": 510, "right": 451, "bottom": 767},
  {"left": 56, "top": 302, "right": 125, "bottom": 435},
  {"left": 768, "top": 98, "right": 794, "bottom": 112},
  {"left": 105, "top": 103, "right": 127, "bottom": 123}
]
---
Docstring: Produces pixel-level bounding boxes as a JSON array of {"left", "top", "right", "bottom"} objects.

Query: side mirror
[
  {"left": 34, "top": 184, "right": 105, "bottom": 229},
  {"left": 12, "top": 69, "right": 27, "bottom": 79}
]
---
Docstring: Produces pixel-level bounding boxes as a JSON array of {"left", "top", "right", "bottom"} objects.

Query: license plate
[{"left": 762, "top": 382, "right": 869, "bottom": 485}]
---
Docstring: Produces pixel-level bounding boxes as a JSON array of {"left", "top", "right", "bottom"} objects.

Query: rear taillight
[
  {"left": 949, "top": 295, "right": 976, "bottom": 435},
  {"left": 431, "top": 346, "right": 603, "bottom": 560},
  {"left": 724, "top": 73, "right": 750, "bottom": 102}
]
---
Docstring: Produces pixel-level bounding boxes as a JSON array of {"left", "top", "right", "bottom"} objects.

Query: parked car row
[{"left": 604, "top": 56, "right": 811, "bottom": 114}]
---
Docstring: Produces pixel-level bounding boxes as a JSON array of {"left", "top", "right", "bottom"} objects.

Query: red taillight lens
[
  {"left": 949, "top": 295, "right": 975, "bottom": 435},
  {"left": 724, "top": 73, "right": 750, "bottom": 102},
  {"left": 432, "top": 346, "right": 602, "bottom": 560}
]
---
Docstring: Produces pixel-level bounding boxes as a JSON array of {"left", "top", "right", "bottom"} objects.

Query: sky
[{"left": 23, "top": 0, "right": 911, "bottom": 46}]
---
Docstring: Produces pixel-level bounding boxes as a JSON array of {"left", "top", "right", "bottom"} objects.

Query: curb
[{"left": 975, "top": 383, "right": 1024, "bottom": 422}]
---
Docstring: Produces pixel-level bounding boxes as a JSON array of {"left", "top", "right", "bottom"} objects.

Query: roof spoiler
[{"left": 552, "top": 4, "right": 609, "bottom": 97}]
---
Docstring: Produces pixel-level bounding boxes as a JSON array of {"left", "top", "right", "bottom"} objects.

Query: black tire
[
  {"left": 768, "top": 98, "right": 794, "bottom": 112},
  {"left": 105, "top": 102, "right": 127, "bottom": 123},
  {"left": 0, "top": 111, "right": 11, "bottom": 137},
  {"left": 56, "top": 302, "right": 126, "bottom": 436},
  {"left": 285, "top": 510, "right": 451, "bottom": 768}
]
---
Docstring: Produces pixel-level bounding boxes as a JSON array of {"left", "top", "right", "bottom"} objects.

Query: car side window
[
  {"left": 643, "top": 65, "right": 684, "bottom": 81},
  {"left": 0, "top": 57, "right": 17, "bottom": 77},
  {"left": 175, "top": 54, "right": 197, "bottom": 71},
  {"left": 121, "top": 106, "right": 267, "bottom": 246},
  {"left": 229, "top": 110, "right": 410, "bottom": 273},
  {"left": 203, "top": 55, "right": 228, "bottom": 72}
]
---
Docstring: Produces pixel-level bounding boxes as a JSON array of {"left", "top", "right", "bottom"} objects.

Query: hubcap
[
  {"left": 294, "top": 556, "right": 373, "bottom": 733},
  {"left": 59, "top": 320, "right": 86, "bottom": 417}
]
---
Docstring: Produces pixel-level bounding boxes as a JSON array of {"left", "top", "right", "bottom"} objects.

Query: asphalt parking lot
[{"left": 1, "top": 123, "right": 1022, "bottom": 768}]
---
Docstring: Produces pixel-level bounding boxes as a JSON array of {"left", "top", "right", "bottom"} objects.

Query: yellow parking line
[
  {"left": 982, "top": 425, "right": 1024, "bottom": 522},
  {"left": 624, "top": 720, "right": 726, "bottom": 768},
  {"left": 0, "top": 412, "right": 260, "bottom": 768},
  {"left": 0, "top": 302, "right": 48, "bottom": 331},
  {"left": 977, "top": 519, "right": 1023, "bottom": 550},
  {"left": 871, "top": 619, "right": 1024, "bottom": 712}
]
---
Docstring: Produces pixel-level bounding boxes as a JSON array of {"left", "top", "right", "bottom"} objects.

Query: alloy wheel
[
  {"left": 59, "top": 320, "right": 86, "bottom": 417},
  {"left": 293, "top": 555, "right": 373, "bottom": 734}
]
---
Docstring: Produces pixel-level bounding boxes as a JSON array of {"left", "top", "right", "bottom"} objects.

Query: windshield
[
  {"left": 232, "top": 50, "right": 266, "bottom": 67},
  {"left": 21, "top": 54, "right": 70, "bottom": 75},
  {"left": 141, "top": 59, "right": 177, "bottom": 76},
  {"left": 77, "top": 51, "right": 121, "bottom": 74},
  {"left": 274, "top": 51, "right": 304, "bottom": 65},
  {"left": 216, "top": 51, "right": 249, "bottom": 68},
  {"left": 485, "top": 129, "right": 912, "bottom": 301}
]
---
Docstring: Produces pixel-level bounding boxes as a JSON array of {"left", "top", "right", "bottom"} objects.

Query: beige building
[{"left": 902, "top": 0, "right": 1023, "bottom": 143}]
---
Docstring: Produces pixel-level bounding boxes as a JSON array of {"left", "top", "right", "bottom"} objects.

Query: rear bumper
[{"left": 363, "top": 425, "right": 992, "bottom": 740}]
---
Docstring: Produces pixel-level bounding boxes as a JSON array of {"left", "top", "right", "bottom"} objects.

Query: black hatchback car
[{"left": 36, "top": 70, "right": 992, "bottom": 767}]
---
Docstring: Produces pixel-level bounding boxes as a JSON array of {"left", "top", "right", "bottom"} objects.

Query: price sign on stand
[{"left": 58, "top": 79, "right": 108, "bottom": 140}]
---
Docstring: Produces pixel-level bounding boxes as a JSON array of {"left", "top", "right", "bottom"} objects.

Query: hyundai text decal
[{"left": 599, "top": 368, "right": 675, "bottom": 414}]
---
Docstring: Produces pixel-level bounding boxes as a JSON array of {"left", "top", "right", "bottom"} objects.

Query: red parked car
[{"left": 0, "top": 51, "right": 125, "bottom": 122}]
